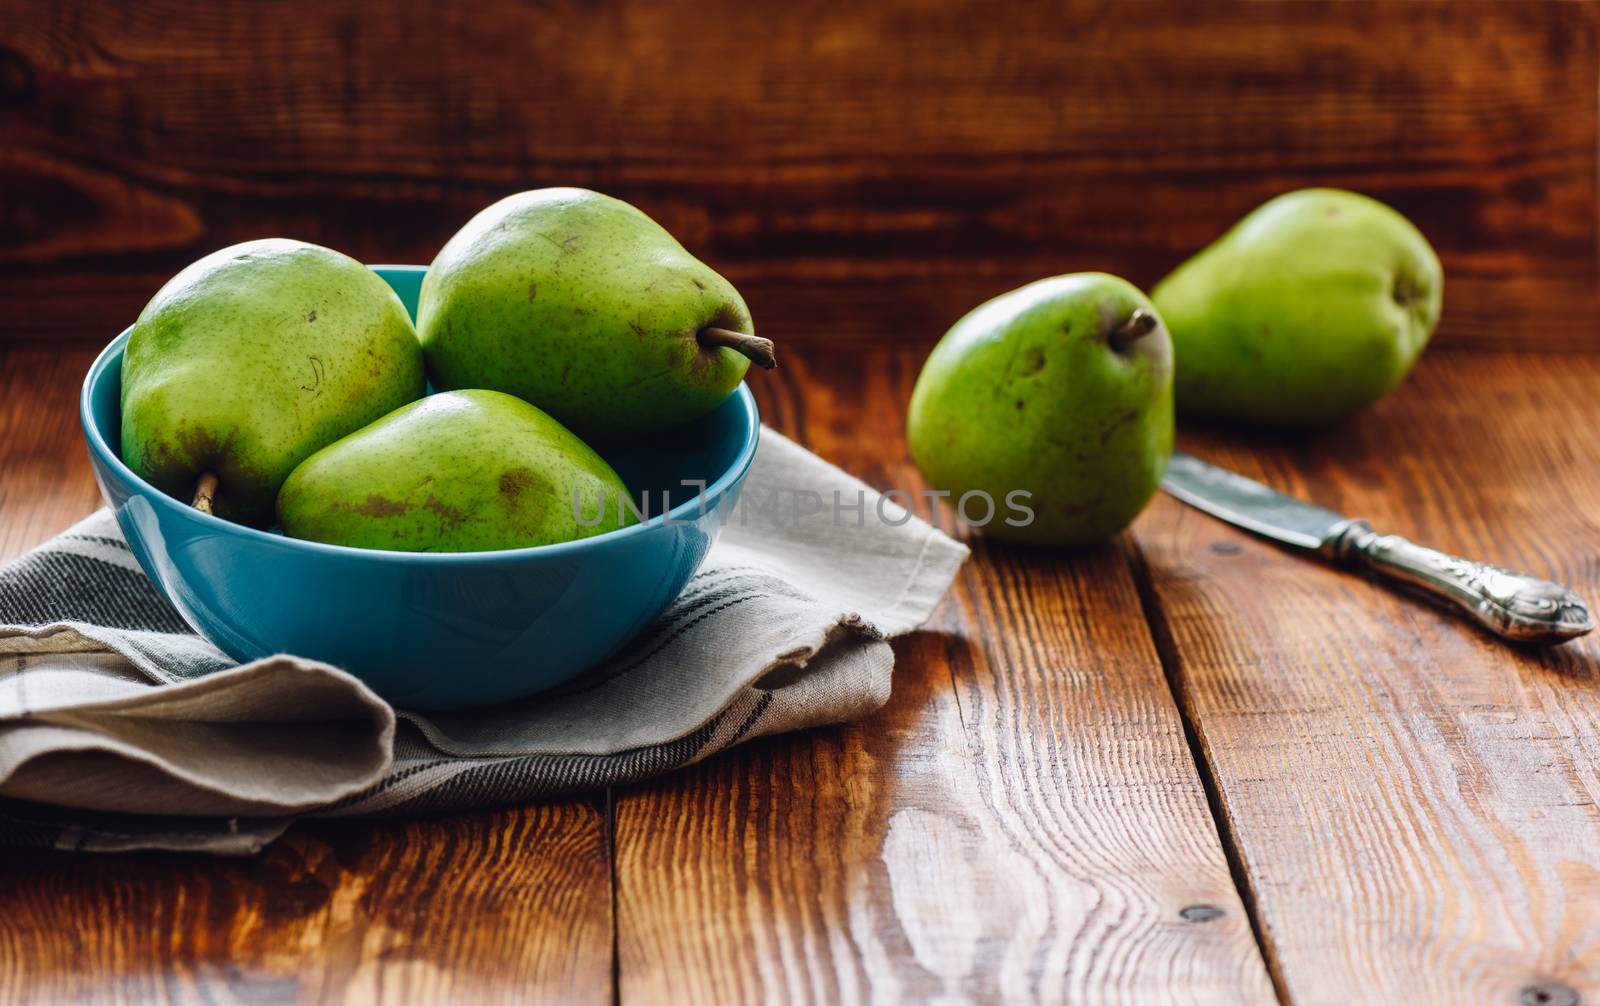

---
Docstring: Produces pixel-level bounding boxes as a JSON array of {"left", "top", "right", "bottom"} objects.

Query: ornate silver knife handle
[{"left": 1324, "top": 521, "right": 1593, "bottom": 644}]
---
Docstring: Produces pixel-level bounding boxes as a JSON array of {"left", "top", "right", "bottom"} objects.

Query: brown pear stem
[
  {"left": 192, "top": 472, "right": 219, "bottom": 515},
  {"left": 699, "top": 327, "right": 778, "bottom": 370},
  {"left": 1110, "top": 309, "right": 1159, "bottom": 352}
]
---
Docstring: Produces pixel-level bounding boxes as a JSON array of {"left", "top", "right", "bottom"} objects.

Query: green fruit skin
[
  {"left": 907, "top": 273, "right": 1174, "bottom": 548},
  {"left": 120, "top": 239, "right": 426, "bottom": 527},
  {"left": 277, "top": 389, "right": 634, "bottom": 552},
  {"left": 417, "top": 188, "right": 754, "bottom": 450},
  {"left": 1153, "top": 188, "right": 1443, "bottom": 427}
]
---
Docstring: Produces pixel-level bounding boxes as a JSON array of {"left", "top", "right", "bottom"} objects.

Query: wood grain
[
  {"left": 2, "top": 1, "right": 1595, "bottom": 349},
  {"left": 613, "top": 349, "right": 1274, "bottom": 1003},
  {"left": 0, "top": 806, "right": 614, "bottom": 1005},
  {"left": 1135, "top": 352, "right": 1600, "bottom": 1004},
  {"left": 0, "top": 347, "right": 105, "bottom": 561}
]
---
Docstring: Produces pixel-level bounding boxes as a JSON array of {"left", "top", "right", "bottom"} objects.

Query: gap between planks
[{"left": 1125, "top": 536, "right": 1293, "bottom": 1005}]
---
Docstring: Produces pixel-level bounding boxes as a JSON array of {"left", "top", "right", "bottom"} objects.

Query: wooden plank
[
  {"left": 0, "top": 347, "right": 105, "bottom": 561},
  {"left": 0, "top": 808, "right": 615, "bottom": 1005},
  {"left": 1, "top": 1, "right": 1594, "bottom": 349},
  {"left": 1135, "top": 351, "right": 1600, "bottom": 1003},
  {"left": 0, "top": 352, "right": 617, "bottom": 1004},
  {"left": 614, "top": 347, "right": 1275, "bottom": 1003}
]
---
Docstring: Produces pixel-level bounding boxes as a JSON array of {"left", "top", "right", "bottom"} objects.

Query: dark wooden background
[{"left": 2, "top": 0, "right": 1595, "bottom": 350}]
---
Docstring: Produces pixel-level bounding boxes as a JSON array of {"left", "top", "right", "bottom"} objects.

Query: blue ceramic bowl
[{"left": 81, "top": 265, "right": 759, "bottom": 710}]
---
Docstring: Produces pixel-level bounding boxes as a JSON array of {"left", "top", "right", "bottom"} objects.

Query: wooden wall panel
[{"left": 1, "top": 1, "right": 1594, "bottom": 348}]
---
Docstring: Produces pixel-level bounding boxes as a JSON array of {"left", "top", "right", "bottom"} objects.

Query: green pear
[
  {"left": 121, "top": 239, "right": 425, "bottom": 526},
  {"left": 907, "top": 273, "right": 1173, "bottom": 548},
  {"left": 1153, "top": 188, "right": 1442, "bottom": 426},
  {"left": 277, "top": 390, "right": 634, "bottom": 552},
  {"left": 416, "top": 188, "right": 774, "bottom": 451}
]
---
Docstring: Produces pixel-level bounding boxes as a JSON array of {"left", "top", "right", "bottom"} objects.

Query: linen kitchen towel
[{"left": 0, "top": 429, "right": 968, "bottom": 854}]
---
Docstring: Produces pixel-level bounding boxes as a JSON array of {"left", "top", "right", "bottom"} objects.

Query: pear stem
[
  {"left": 699, "top": 327, "right": 778, "bottom": 370},
  {"left": 192, "top": 472, "right": 219, "bottom": 515},
  {"left": 1109, "top": 310, "right": 1159, "bottom": 353}
]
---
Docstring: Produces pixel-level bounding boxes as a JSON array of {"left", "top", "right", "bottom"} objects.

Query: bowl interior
[{"left": 86, "top": 264, "right": 759, "bottom": 552}]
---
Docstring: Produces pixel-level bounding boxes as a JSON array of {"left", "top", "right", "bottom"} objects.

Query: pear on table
[
  {"left": 417, "top": 187, "right": 773, "bottom": 451},
  {"left": 1153, "top": 187, "right": 1443, "bottom": 426},
  {"left": 277, "top": 390, "right": 635, "bottom": 552},
  {"left": 120, "top": 239, "right": 426, "bottom": 526},
  {"left": 908, "top": 273, "right": 1174, "bottom": 548}
]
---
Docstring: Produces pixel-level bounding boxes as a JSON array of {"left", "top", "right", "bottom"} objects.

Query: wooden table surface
[{"left": 1, "top": 340, "right": 1596, "bottom": 1005}]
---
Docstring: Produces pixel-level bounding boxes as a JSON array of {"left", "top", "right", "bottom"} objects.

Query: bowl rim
[{"left": 82, "top": 268, "right": 762, "bottom": 564}]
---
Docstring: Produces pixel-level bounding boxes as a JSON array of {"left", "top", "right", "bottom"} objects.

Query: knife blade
[
  {"left": 1160, "top": 451, "right": 1594, "bottom": 645},
  {"left": 1161, "top": 451, "right": 1349, "bottom": 551}
]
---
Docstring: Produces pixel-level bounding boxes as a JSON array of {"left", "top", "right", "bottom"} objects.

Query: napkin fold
[{"left": 0, "top": 430, "right": 967, "bottom": 854}]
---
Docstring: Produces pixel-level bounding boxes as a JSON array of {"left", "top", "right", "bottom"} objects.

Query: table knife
[{"left": 1160, "top": 451, "right": 1593, "bottom": 645}]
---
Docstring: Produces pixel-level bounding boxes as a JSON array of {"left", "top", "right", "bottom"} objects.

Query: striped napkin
[{"left": 0, "top": 430, "right": 967, "bottom": 854}]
